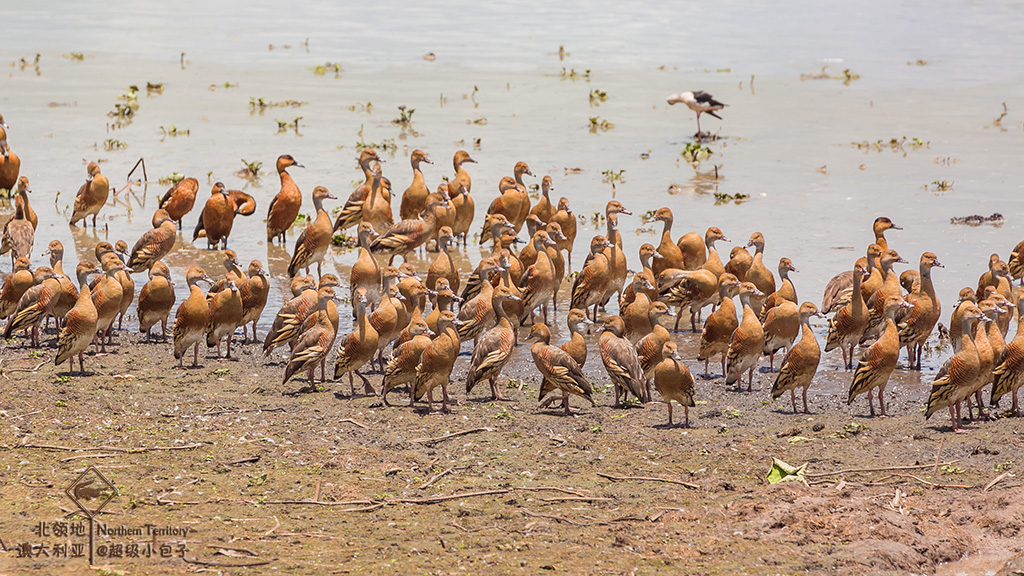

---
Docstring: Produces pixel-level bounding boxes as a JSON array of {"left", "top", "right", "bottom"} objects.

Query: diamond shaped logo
[{"left": 65, "top": 466, "right": 118, "bottom": 518}]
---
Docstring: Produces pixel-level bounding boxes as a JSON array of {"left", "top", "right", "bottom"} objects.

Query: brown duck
[
  {"left": 69, "top": 162, "right": 109, "bottom": 227},
  {"left": 288, "top": 185, "right": 337, "bottom": 278},
  {"left": 771, "top": 302, "right": 823, "bottom": 413},
  {"left": 266, "top": 154, "right": 304, "bottom": 242},
  {"left": 138, "top": 262, "right": 175, "bottom": 340},
  {"left": 399, "top": 149, "right": 433, "bottom": 220},
  {"left": 530, "top": 322, "right": 594, "bottom": 414},
  {"left": 158, "top": 177, "right": 199, "bottom": 229}
]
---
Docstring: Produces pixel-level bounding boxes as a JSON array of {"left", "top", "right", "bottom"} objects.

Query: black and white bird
[{"left": 667, "top": 91, "right": 726, "bottom": 138}]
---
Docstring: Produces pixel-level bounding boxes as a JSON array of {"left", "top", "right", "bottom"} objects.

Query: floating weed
[
  {"left": 239, "top": 159, "right": 262, "bottom": 180},
  {"left": 14, "top": 53, "right": 41, "bottom": 74},
  {"left": 949, "top": 213, "right": 1003, "bottom": 227},
  {"left": 801, "top": 65, "right": 860, "bottom": 84},
  {"left": 850, "top": 136, "right": 929, "bottom": 153},
  {"left": 714, "top": 192, "right": 749, "bottom": 205},
  {"left": 392, "top": 105, "right": 416, "bottom": 126},
  {"left": 64, "top": 52, "right": 85, "bottom": 61},
  {"left": 703, "top": 67, "right": 733, "bottom": 73},
  {"left": 331, "top": 233, "right": 356, "bottom": 248},
  {"left": 600, "top": 169, "right": 626, "bottom": 184},
  {"left": 354, "top": 138, "right": 397, "bottom": 155},
  {"left": 988, "top": 102, "right": 1009, "bottom": 131},
  {"left": 311, "top": 61, "right": 341, "bottom": 77},
  {"left": 145, "top": 82, "right": 164, "bottom": 95},
  {"left": 588, "top": 89, "right": 608, "bottom": 105},
  {"left": 159, "top": 126, "right": 189, "bottom": 138},
  {"left": 908, "top": 59, "right": 928, "bottom": 66},
  {"left": 103, "top": 139, "right": 127, "bottom": 151},
  {"left": 467, "top": 117, "right": 488, "bottom": 126},
  {"left": 589, "top": 117, "right": 614, "bottom": 133},
  {"left": 680, "top": 142, "right": 714, "bottom": 164},
  {"left": 249, "top": 97, "right": 307, "bottom": 110},
  {"left": 558, "top": 68, "right": 591, "bottom": 81},
  {"left": 347, "top": 102, "right": 373, "bottom": 113},
  {"left": 925, "top": 180, "right": 954, "bottom": 194},
  {"left": 208, "top": 82, "right": 238, "bottom": 91},
  {"left": 158, "top": 173, "right": 185, "bottom": 185}
]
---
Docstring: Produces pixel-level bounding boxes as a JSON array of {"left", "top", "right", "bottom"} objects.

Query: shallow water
[{"left": 2, "top": 0, "right": 1023, "bottom": 387}]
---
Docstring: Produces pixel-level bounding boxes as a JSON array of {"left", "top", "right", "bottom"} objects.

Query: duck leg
[
  {"left": 790, "top": 389, "right": 798, "bottom": 414},
  {"left": 802, "top": 387, "right": 810, "bottom": 413},
  {"left": 440, "top": 381, "right": 451, "bottom": 414},
  {"left": 667, "top": 402, "right": 674, "bottom": 427},
  {"left": 490, "top": 377, "right": 507, "bottom": 401},
  {"left": 193, "top": 343, "right": 200, "bottom": 367},
  {"left": 867, "top": 393, "right": 875, "bottom": 417},
  {"left": 358, "top": 371, "right": 375, "bottom": 396},
  {"left": 746, "top": 368, "right": 754, "bottom": 392}
]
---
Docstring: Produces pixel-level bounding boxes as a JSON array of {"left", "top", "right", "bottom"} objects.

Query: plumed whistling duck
[
  {"left": 334, "top": 287, "right": 380, "bottom": 396},
  {"left": 54, "top": 264, "right": 104, "bottom": 374},
  {"left": 333, "top": 149, "right": 384, "bottom": 232},
  {"left": 1008, "top": 239, "right": 1024, "bottom": 282},
  {"left": 173, "top": 266, "right": 213, "bottom": 367},
  {"left": 550, "top": 197, "right": 577, "bottom": 271},
  {"left": 963, "top": 299, "right": 998, "bottom": 421},
  {"left": 0, "top": 256, "right": 33, "bottom": 319},
  {"left": 537, "top": 308, "right": 592, "bottom": 410},
  {"left": 288, "top": 185, "right": 337, "bottom": 278},
  {"left": 137, "top": 261, "right": 175, "bottom": 340},
  {"left": 1, "top": 194, "right": 33, "bottom": 264},
  {"left": 861, "top": 249, "right": 908, "bottom": 343},
  {"left": 128, "top": 210, "right": 177, "bottom": 272},
  {"left": 425, "top": 277, "right": 460, "bottom": 334},
  {"left": 0, "top": 114, "right": 19, "bottom": 190},
  {"left": 758, "top": 258, "right": 798, "bottom": 322},
  {"left": 449, "top": 150, "right": 476, "bottom": 245},
  {"left": 158, "top": 177, "right": 199, "bottom": 229},
  {"left": 600, "top": 202, "right": 631, "bottom": 308},
  {"left": 350, "top": 222, "right": 382, "bottom": 305},
  {"left": 623, "top": 273, "right": 657, "bottom": 344},
  {"left": 571, "top": 236, "right": 614, "bottom": 322},
  {"left": 263, "top": 281, "right": 320, "bottom": 356},
  {"left": 848, "top": 295, "right": 912, "bottom": 417},
  {"left": 762, "top": 300, "right": 800, "bottom": 371},
  {"left": 824, "top": 263, "right": 870, "bottom": 370},
  {"left": 457, "top": 258, "right": 501, "bottom": 344},
  {"left": 13, "top": 176, "right": 37, "bottom": 229},
  {"left": 925, "top": 303, "right": 983, "bottom": 432},
  {"left": 725, "top": 245, "right": 752, "bottom": 282},
  {"left": 991, "top": 298, "right": 1024, "bottom": 416},
  {"left": 426, "top": 226, "right": 459, "bottom": 293},
  {"left": 381, "top": 317, "right": 433, "bottom": 406},
  {"left": 91, "top": 257, "right": 127, "bottom": 351},
  {"left": 266, "top": 154, "right": 304, "bottom": 243},
  {"left": 509, "top": 161, "right": 534, "bottom": 231},
  {"left": 370, "top": 193, "right": 450, "bottom": 264},
  {"left": 653, "top": 341, "right": 696, "bottom": 427},
  {"left": 529, "top": 176, "right": 556, "bottom": 224},
  {"left": 658, "top": 264, "right": 718, "bottom": 333},
  {"left": 239, "top": 260, "right": 270, "bottom": 343},
  {"left": 636, "top": 301, "right": 677, "bottom": 390},
  {"left": 206, "top": 280, "right": 242, "bottom": 358},
  {"left": 193, "top": 183, "right": 235, "bottom": 249},
  {"left": 697, "top": 273, "right": 742, "bottom": 377},
  {"left": 479, "top": 177, "right": 523, "bottom": 245},
  {"left": 400, "top": 149, "right": 433, "bottom": 220},
  {"left": 702, "top": 227, "right": 729, "bottom": 280},
  {"left": 414, "top": 310, "right": 463, "bottom": 413},
  {"left": 4, "top": 267, "right": 59, "bottom": 347},
  {"left": 361, "top": 164, "right": 394, "bottom": 234},
  {"left": 620, "top": 244, "right": 661, "bottom": 310},
  {"left": 43, "top": 242, "right": 78, "bottom": 329},
  {"left": 519, "top": 230, "right": 560, "bottom": 325},
  {"left": 675, "top": 229, "right": 706, "bottom": 272},
  {"left": 529, "top": 322, "right": 594, "bottom": 414},
  {"left": 650, "top": 208, "right": 683, "bottom": 277},
  {"left": 283, "top": 286, "right": 341, "bottom": 391},
  {"left": 745, "top": 232, "right": 775, "bottom": 314},
  {"left": 948, "top": 288, "right": 977, "bottom": 350},
  {"left": 821, "top": 217, "right": 901, "bottom": 312},
  {"left": 70, "top": 162, "right": 109, "bottom": 228},
  {"left": 897, "top": 252, "right": 943, "bottom": 370},
  {"left": 771, "top": 302, "right": 823, "bottom": 413},
  {"left": 465, "top": 285, "right": 521, "bottom": 401},
  {"left": 725, "top": 282, "right": 766, "bottom": 391},
  {"left": 600, "top": 315, "right": 647, "bottom": 406}
]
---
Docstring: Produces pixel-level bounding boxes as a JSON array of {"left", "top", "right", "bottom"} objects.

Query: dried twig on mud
[
  {"left": 596, "top": 472, "right": 700, "bottom": 490},
  {"left": 983, "top": 472, "right": 1014, "bottom": 492},
  {"left": 528, "top": 486, "right": 591, "bottom": 497},
  {"left": 4, "top": 360, "right": 49, "bottom": 375},
  {"left": 201, "top": 407, "right": 286, "bottom": 417},
  {"left": 339, "top": 418, "right": 368, "bottom": 430},
  {"left": 183, "top": 556, "right": 272, "bottom": 568},
  {"left": 804, "top": 461, "right": 959, "bottom": 478},
  {"left": 877, "top": 473, "right": 971, "bottom": 489},
  {"left": 411, "top": 427, "right": 492, "bottom": 446},
  {"left": 521, "top": 508, "right": 651, "bottom": 527},
  {"left": 16, "top": 442, "right": 203, "bottom": 454},
  {"left": 420, "top": 466, "right": 470, "bottom": 490},
  {"left": 540, "top": 496, "right": 612, "bottom": 503},
  {"left": 390, "top": 488, "right": 512, "bottom": 505}
]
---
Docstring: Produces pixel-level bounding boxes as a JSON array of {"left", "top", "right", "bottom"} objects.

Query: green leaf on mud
[{"left": 766, "top": 458, "right": 808, "bottom": 486}]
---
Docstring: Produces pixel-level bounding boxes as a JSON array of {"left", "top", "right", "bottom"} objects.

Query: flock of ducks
[{"left": 1, "top": 111, "right": 1023, "bottom": 432}]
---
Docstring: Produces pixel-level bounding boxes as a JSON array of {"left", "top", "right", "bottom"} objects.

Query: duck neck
[
  {"left": 919, "top": 265, "right": 935, "bottom": 297},
  {"left": 313, "top": 195, "right": 326, "bottom": 215},
  {"left": 851, "top": 269, "right": 864, "bottom": 314}
]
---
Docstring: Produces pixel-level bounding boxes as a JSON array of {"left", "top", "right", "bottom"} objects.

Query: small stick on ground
[
  {"left": 390, "top": 488, "right": 511, "bottom": 505},
  {"left": 528, "top": 486, "right": 591, "bottom": 497},
  {"left": 60, "top": 453, "right": 121, "bottom": 463},
  {"left": 522, "top": 508, "right": 589, "bottom": 527},
  {"left": 202, "top": 407, "right": 286, "bottom": 417},
  {"left": 540, "top": 496, "right": 612, "bottom": 503},
  {"left": 805, "top": 461, "right": 959, "bottom": 478},
  {"left": 17, "top": 443, "right": 203, "bottom": 454},
  {"left": 183, "top": 557, "right": 271, "bottom": 568},
  {"left": 264, "top": 516, "right": 280, "bottom": 537},
  {"left": 596, "top": 472, "right": 700, "bottom": 490},
  {"left": 339, "top": 418, "right": 368, "bottom": 430},
  {"left": 983, "top": 472, "right": 1014, "bottom": 492},
  {"left": 420, "top": 466, "right": 469, "bottom": 490},
  {"left": 411, "top": 427, "right": 493, "bottom": 447}
]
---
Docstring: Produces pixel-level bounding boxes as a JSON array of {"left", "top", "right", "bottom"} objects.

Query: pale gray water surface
[{"left": 2, "top": 0, "right": 1023, "bottom": 380}]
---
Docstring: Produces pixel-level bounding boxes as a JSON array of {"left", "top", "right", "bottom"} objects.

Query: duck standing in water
[
  {"left": 158, "top": 177, "right": 199, "bottom": 229},
  {"left": 288, "top": 186, "right": 337, "bottom": 278},
  {"left": 70, "top": 162, "right": 109, "bottom": 228},
  {"left": 266, "top": 154, "right": 304, "bottom": 243}
]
